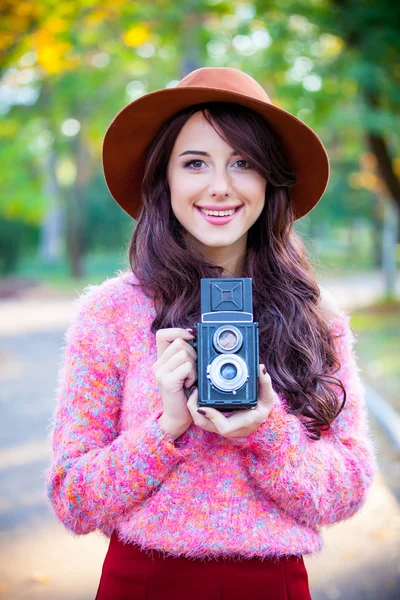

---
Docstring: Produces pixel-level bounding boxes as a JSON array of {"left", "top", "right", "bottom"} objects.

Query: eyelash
[{"left": 183, "top": 159, "right": 252, "bottom": 171}]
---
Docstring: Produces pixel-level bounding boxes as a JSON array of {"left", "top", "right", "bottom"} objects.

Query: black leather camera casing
[{"left": 188, "top": 278, "right": 259, "bottom": 411}]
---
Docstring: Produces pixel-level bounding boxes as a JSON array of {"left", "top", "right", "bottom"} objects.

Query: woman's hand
[
  {"left": 153, "top": 328, "right": 197, "bottom": 439},
  {"left": 187, "top": 365, "right": 276, "bottom": 439}
]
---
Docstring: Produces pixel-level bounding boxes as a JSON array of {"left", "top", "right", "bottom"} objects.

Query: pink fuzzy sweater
[{"left": 45, "top": 270, "right": 377, "bottom": 559}]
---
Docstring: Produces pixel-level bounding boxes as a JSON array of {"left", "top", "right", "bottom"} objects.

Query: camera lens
[
  {"left": 207, "top": 354, "right": 248, "bottom": 393},
  {"left": 219, "top": 331, "right": 237, "bottom": 350},
  {"left": 213, "top": 325, "right": 243, "bottom": 353},
  {"left": 220, "top": 363, "right": 237, "bottom": 380}
]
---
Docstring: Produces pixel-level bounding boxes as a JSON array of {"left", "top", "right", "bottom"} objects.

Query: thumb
[{"left": 258, "top": 364, "right": 275, "bottom": 407}]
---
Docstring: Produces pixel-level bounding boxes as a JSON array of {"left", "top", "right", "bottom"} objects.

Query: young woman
[{"left": 45, "top": 67, "right": 377, "bottom": 600}]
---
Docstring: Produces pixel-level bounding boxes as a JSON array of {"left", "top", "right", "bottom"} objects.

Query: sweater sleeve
[
  {"left": 230, "top": 313, "right": 378, "bottom": 528},
  {"left": 44, "top": 283, "right": 187, "bottom": 536}
]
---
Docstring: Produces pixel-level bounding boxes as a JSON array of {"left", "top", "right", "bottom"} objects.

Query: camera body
[{"left": 188, "top": 278, "right": 259, "bottom": 411}]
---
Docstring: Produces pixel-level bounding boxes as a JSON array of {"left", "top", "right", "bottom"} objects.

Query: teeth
[{"left": 199, "top": 208, "right": 237, "bottom": 216}]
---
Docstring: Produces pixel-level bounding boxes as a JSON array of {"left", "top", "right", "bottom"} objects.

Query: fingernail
[
  {"left": 262, "top": 365, "right": 267, "bottom": 375},
  {"left": 186, "top": 328, "right": 194, "bottom": 336},
  {"left": 197, "top": 409, "right": 206, "bottom": 415}
]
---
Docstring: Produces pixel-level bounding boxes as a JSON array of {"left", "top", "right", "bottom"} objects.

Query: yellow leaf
[
  {"left": 318, "top": 34, "right": 344, "bottom": 58},
  {"left": 55, "top": 2, "right": 76, "bottom": 18},
  {"left": 43, "top": 17, "right": 67, "bottom": 35},
  {"left": 104, "top": 0, "right": 129, "bottom": 5},
  {"left": 360, "top": 152, "right": 377, "bottom": 170},
  {"left": 14, "top": 2, "right": 38, "bottom": 18},
  {"left": 84, "top": 8, "right": 110, "bottom": 26},
  {"left": 124, "top": 25, "right": 149, "bottom": 47},
  {"left": 348, "top": 171, "right": 379, "bottom": 191},
  {"left": 0, "top": 33, "right": 15, "bottom": 51},
  {"left": 34, "top": 32, "right": 74, "bottom": 74},
  {"left": 37, "top": 46, "right": 66, "bottom": 74}
]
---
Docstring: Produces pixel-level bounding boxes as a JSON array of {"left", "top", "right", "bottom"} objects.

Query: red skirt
[{"left": 95, "top": 531, "right": 312, "bottom": 600}]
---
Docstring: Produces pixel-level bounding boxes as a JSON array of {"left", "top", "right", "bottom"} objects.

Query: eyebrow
[{"left": 178, "top": 150, "right": 239, "bottom": 157}]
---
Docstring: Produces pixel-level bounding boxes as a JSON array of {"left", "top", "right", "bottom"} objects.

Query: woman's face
[{"left": 166, "top": 111, "right": 267, "bottom": 256}]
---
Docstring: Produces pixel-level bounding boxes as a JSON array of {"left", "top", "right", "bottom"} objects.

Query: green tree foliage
[{"left": 0, "top": 0, "right": 398, "bottom": 276}]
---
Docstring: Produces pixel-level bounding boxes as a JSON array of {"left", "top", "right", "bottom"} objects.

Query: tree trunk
[
  {"left": 381, "top": 196, "right": 399, "bottom": 300},
  {"left": 367, "top": 131, "right": 400, "bottom": 211},
  {"left": 37, "top": 149, "right": 64, "bottom": 264},
  {"left": 372, "top": 195, "right": 383, "bottom": 268},
  {"left": 180, "top": 2, "right": 204, "bottom": 77},
  {"left": 66, "top": 131, "right": 85, "bottom": 278},
  {"left": 66, "top": 191, "right": 84, "bottom": 278}
]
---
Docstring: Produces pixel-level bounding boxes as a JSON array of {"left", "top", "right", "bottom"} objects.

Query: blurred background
[{"left": 0, "top": 0, "right": 399, "bottom": 598}]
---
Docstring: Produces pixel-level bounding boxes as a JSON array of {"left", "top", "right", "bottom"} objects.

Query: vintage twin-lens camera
[{"left": 188, "top": 278, "right": 259, "bottom": 412}]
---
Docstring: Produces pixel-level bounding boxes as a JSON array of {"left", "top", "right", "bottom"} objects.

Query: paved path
[
  {"left": 319, "top": 270, "right": 400, "bottom": 312},
  {"left": 0, "top": 273, "right": 399, "bottom": 599}
]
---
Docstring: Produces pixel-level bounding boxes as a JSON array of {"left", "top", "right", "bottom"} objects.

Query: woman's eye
[
  {"left": 234, "top": 159, "right": 252, "bottom": 170},
  {"left": 183, "top": 159, "right": 252, "bottom": 170},
  {"left": 184, "top": 160, "right": 205, "bottom": 169}
]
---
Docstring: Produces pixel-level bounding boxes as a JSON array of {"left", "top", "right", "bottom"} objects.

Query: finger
[
  {"left": 209, "top": 408, "right": 256, "bottom": 432},
  {"left": 257, "top": 365, "right": 277, "bottom": 412},
  {"left": 161, "top": 349, "right": 196, "bottom": 377},
  {"left": 186, "top": 387, "right": 201, "bottom": 418},
  {"left": 258, "top": 365, "right": 273, "bottom": 397},
  {"left": 156, "top": 328, "right": 194, "bottom": 357},
  {"left": 163, "top": 361, "right": 197, "bottom": 391},
  {"left": 195, "top": 405, "right": 233, "bottom": 435},
  {"left": 182, "top": 362, "right": 198, "bottom": 389},
  {"left": 186, "top": 390, "right": 218, "bottom": 433},
  {"left": 156, "top": 357, "right": 196, "bottom": 390},
  {"left": 157, "top": 336, "right": 197, "bottom": 365}
]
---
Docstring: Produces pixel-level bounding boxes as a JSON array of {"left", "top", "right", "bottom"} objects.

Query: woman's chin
[
  {"left": 184, "top": 228, "right": 242, "bottom": 252},
  {"left": 196, "top": 236, "right": 237, "bottom": 249}
]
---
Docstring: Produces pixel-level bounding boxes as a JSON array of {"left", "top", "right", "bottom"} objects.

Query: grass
[
  {"left": 13, "top": 251, "right": 130, "bottom": 295},
  {"left": 351, "top": 301, "right": 400, "bottom": 413}
]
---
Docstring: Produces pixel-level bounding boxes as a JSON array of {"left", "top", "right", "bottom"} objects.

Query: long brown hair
[{"left": 128, "top": 101, "right": 346, "bottom": 441}]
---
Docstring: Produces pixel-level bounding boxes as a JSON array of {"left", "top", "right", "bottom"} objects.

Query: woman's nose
[{"left": 208, "top": 170, "right": 232, "bottom": 197}]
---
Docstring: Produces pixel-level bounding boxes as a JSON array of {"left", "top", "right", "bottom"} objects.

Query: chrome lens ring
[
  {"left": 208, "top": 353, "right": 248, "bottom": 392},
  {"left": 213, "top": 325, "right": 243, "bottom": 354}
]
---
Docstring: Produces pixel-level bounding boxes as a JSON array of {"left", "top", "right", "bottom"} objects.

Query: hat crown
[
  {"left": 177, "top": 67, "right": 272, "bottom": 105},
  {"left": 103, "top": 67, "right": 329, "bottom": 221}
]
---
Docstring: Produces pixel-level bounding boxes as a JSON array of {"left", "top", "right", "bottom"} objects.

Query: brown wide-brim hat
[{"left": 102, "top": 67, "right": 329, "bottom": 221}]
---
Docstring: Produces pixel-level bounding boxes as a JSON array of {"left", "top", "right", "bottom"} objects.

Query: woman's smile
[{"left": 194, "top": 204, "right": 244, "bottom": 226}]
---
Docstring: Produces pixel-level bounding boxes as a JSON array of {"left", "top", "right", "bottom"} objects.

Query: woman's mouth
[{"left": 195, "top": 205, "right": 243, "bottom": 226}]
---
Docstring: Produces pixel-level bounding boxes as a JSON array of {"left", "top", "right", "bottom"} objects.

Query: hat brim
[{"left": 102, "top": 86, "right": 329, "bottom": 220}]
